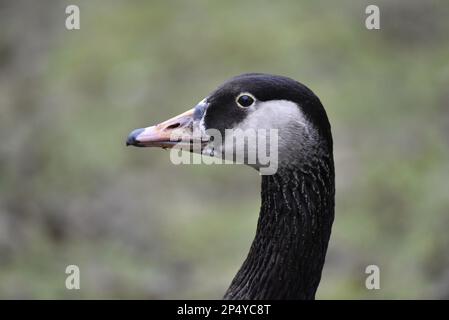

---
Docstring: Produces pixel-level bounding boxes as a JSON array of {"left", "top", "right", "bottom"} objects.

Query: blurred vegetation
[{"left": 0, "top": 0, "right": 448, "bottom": 299}]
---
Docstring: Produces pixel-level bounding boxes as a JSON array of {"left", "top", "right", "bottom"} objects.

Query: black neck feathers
[{"left": 224, "top": 156, "right": 335, "bottom": 300}]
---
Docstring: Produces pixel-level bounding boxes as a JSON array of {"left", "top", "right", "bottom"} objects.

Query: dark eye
[{"left": 236, "top": 94, "right": 255, "bottom": 108}]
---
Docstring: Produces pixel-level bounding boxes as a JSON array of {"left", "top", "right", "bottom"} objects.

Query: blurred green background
[{"left": 0, "top": 0, "right": 448, "bottom": 299}]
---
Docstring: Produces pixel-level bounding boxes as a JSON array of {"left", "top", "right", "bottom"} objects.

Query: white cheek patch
[
  {"left": 231, "top": 100, "right": 317, "bottom": 170},
  {"left": 237, "top": 100, "right": 309, "bottom": 132},
  {"left": 195, "top": 99, "right": 317, "bottom": 174}
]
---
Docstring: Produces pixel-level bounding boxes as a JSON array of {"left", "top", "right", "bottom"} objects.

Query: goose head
[{"left": 126, "top": 73, "right": 332, "bottom": 175}]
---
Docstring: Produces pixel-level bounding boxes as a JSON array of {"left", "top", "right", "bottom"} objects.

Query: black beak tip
[{"left": 126, "top": 128, "right": 145, "bottom": 147}]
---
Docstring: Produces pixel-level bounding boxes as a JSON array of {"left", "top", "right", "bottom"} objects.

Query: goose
[{"left": 126, "top": 73, "right": 335, "bottom": 300}]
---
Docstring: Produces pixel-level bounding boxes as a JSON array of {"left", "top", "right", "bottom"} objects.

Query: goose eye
[{"left": 236, "top": 94, "right": 255, "bottom": 108}]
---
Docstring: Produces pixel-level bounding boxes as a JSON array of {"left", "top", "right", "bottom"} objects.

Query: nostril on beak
[
  {"left": 126, "top": 128, "right": 145, "bottom": 146},
  {"left": 165, "top": 122, "right": 181, "bottom": 130}
]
